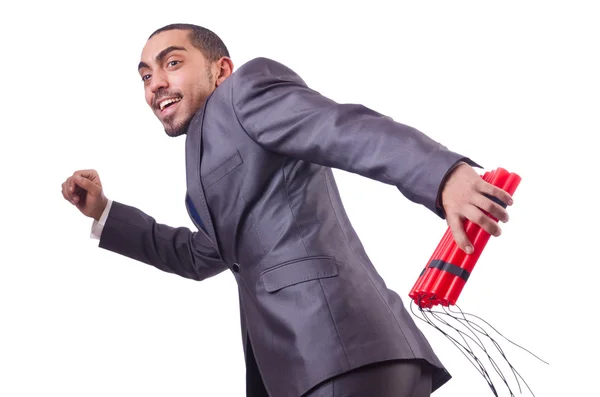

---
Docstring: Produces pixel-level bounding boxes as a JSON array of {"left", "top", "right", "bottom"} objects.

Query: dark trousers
[
  {"left": 246, "top": 337, "right": 432, "bottom": 397},
  {"left": 245, "top": 338, "right": 270, "bottom": 397},
  {"left": 302, "top": 360, "right": 432, "bottom": 397}
]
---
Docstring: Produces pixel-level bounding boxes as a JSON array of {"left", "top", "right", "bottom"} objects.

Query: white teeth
[{"left": 159, "top": 97, "right": 181, "bottom": 110}]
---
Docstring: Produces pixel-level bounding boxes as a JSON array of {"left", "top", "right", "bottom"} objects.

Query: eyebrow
[{"left": 138, "top": 45, "right": 187, "bottom": 71}]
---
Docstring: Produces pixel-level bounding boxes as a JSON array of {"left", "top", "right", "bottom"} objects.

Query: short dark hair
[{"left": 149, "top": 23, "right": 230, "bottom": 62}]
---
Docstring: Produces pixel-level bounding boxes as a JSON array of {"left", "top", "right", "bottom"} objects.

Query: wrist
[
  {"left": 93, "top": 197, "right": 109, "bottom": 222},
  {"left": 437, "top": 161, "right": 467, "bottom": 212}
]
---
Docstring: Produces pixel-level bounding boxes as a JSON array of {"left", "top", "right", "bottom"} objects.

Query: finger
[
  {"left": 67, "top": 176, "right": 74, "bottom": 193},
  {"left": 74, "top": 169, "right": 100, "bottom": 183},
  {"left": 66, "top": 177, "right": 80, "bottom": 201},
  {"left": 73, "top": 174, "right": 101, "bottom": 196},
  {"left": 62, "top": 180, "right": 78, "bottom": 204},
  {"left": 473, "top": 193, "right": 510, "bottom": 223},
  {"left": 464, "top": 204, "right": 502, "bottom": 237},
  {"left": 65, "top": 179, "right": 76, "bottom": 202},
  {"left": 447, "top": 214, "right": 473, "bottom": 254},
  {"left": 478, "top": 180, "right": 514, "bottom": 207},
  {"left": 67, "top": 176, "right": 84, "bottom": 196},
  {"left": 74, "top": 194, "right": 86, "bottom": 209},
  {"left": 61, "top": 182, "right": 70, "bottom": 201}
]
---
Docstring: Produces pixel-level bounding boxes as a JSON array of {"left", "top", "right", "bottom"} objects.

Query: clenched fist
[{"left": 61, "top": 169, "right": 108, "bottom": 221}]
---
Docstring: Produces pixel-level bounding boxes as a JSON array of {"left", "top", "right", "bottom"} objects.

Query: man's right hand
[{"left": 61, "top": 169, "right": 108, "bottom": 221}]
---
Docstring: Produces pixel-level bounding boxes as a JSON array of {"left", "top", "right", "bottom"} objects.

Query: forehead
[{"left": 140, "top": 29, "right": 194, "bottom": 63}]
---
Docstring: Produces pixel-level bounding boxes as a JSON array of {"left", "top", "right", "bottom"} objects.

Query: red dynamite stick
[
  {"left": 441, "top": 170, "right": 521, "bottom": 304},
  {"left": 427, "top": 218, "right": 483, "bottom": 306},
  {"left": 443, "top": 171, "right": 522, "bottom": 304},
  {"left": 411, "top": 168, "right": 521, "bottom": 307},
  {"left": 409, "top": 167, "right": 521, "bottom": 308},
  {"left": 410, "top": 203, "right": 483, "bottom": 306},
  {"left": 426, "top": 169, "right": 504, "bottom": 305},
  {"left": 411, "top": 168, "right": 505, "bottom": 307},
  {"left": 443, "top": 226, "right": 491, "bottom": 304},
  {"left": 412, "top": 225, "right": 474, "bottom": 307},
  {"left": 409, "top": 228, "right": 454, "bottom": 304},
  {"left": 416, "top": 230, "right": 457, "bottom": 307},
  {"left": 409, "top": 170, "right": 496, "bottom": 307}
]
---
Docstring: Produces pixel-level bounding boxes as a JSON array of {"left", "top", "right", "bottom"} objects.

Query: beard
[
  {"left": 161, "top": 68, "right": 215, "bottom": 138},
  {"left": 163, "top": 112, "right": 193, "bottom": 137}
]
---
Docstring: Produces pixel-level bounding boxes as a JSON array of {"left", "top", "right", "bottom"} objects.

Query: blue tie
[{"left": 186, "top": 195, "right": 206, "bottom": 232}]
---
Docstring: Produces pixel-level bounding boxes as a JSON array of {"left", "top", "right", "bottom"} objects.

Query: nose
[{"left": 149, "top": 70, "right": 168, "bottom": 94}]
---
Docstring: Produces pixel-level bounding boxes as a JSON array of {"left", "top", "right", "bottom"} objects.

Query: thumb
[
  {"left": 447, "top": 214, "right": 473, "bottom": 255},
  {"left": 74, "top": 174, "right": 102, "bottom": 196}
]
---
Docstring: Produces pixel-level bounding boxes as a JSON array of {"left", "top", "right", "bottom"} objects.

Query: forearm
[{"left": 96, "top": 201, "right": 227, "bottom": 281}]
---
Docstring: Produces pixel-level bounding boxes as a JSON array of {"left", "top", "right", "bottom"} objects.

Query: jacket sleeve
[
  {"left": 231, "top": 57, "right": 481, "bottom": 218},
  {"left": 98, "top": 201, "right": 227, "bottom": 281}
]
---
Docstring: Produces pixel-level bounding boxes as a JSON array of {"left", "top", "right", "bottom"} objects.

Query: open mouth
[{"left": 158, "top": 96, "right": 182, "bottom": 111}]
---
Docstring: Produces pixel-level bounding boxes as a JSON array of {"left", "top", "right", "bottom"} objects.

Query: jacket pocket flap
[
  {"left": 202, "top": 151, "right": 244, "bottom": 188},
  {"left": 261, "top": 256, "right": 338, "bottom": 293}
]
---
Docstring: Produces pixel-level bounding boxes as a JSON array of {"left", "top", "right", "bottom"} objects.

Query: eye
[
  {"left": 167, "top": 60, "right": 181, "bottom": 67},
  {"left": 141, "top": 74, "right": 151, "bottom": 82}
]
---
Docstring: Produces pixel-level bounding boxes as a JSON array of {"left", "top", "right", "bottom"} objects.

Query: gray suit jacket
[{"left": 98, "top": 57, "right": 477, "bottom": 397}]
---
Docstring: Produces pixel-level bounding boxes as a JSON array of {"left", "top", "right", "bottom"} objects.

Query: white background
[{"left": 1, "top": 1, "right": 598, "bottom": 396}]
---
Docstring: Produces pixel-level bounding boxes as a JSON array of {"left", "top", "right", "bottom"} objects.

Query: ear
[{"left": 214, "top": 57, "right": 234, "bottom": 87}]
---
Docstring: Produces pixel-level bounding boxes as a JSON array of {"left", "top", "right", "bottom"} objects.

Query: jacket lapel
[{"left": 184, "top": 101, "right": 221, "bottom": 254}]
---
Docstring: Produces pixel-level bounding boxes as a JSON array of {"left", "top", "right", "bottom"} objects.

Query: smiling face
[{"left": 138, "top": 29, "right": 221, "bottom": 137}]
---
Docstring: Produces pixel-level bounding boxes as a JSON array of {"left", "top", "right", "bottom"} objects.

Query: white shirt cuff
[{"left": 90, "top": 199, "right": 113, "bottom": 240}]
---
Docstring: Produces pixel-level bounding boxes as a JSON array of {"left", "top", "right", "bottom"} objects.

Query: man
[{"left": 61, "top": 24, "right": 512, "bottom": 397}]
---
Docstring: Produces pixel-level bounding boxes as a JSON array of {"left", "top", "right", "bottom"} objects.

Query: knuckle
[
  {"left": 498, "top": 189, "right": 511, "bottom": 202},
  {"left": 483, "top": 223, "right": 494, "bottom": 235},
  {"left": 451, "top": 231, "right": 464, "bottom": 243},
  {"left": 489, "top": 205, "right": 502, "bottom": 218},
  {"left": 483, "top": 200, "right": 495, "bottom": 212},
  {"left": 449, "top": 222, "right": 460, "bottom": 233},
  {"left": 475, "top": 213, "right": 486, "bottom": 224},
  {"left": 450, "top": 220, "right": 463, "bottom": 233},
  {"left": 476, "top": 178, "right": 488, "bottom": 190}
]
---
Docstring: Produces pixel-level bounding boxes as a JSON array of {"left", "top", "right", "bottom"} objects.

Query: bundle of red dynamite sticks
[{"left": 408, "top": 167, "right": 548, "bottom": 397}]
